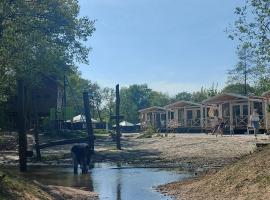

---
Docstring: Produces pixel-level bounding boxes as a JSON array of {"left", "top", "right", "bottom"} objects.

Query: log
[
  {"left": 38, "top": 137, "right": 89, "bottom": 149},
  {"left": 256, "top": 143, "right": 270, "bottom": 148}
]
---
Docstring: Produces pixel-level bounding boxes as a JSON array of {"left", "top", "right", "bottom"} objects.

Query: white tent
[
  {"left": 72, "top": 115, "right": 98, "bottom": 123},
  {"left": 113, "top": 121, "right": 134, "bottom": 127}
]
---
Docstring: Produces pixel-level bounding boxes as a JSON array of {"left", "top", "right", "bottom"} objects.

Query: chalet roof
[
  {"left": 202, "top": 93, "right": 264, "bottom": 104},
  {"left": 138, "top": 106, "right": 168, "bottom": 113},
  {"left": 164, "top": 101, "right": 201, "bottom": 109},
  {"left": 262, "top": 91, "right": 270, "bottom": 97}
]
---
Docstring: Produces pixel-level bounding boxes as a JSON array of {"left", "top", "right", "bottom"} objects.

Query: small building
[
  {"left": 113, "top": 121, "right": 135, "bottom": 133},
  {"left": 164, "top": 101, "right": 206, "bottom": 132},
  {"left": 202, "top": 93, "right": 268, "bottom": 133},
  {"left": 139, "top": 106, "right": 169, "bottom": 130},
  {"left": 5, "top": 76, "right": 63, "bottom": 130},
  {"left": 70, "top": 114, "right": 99, "bottom": 130}
]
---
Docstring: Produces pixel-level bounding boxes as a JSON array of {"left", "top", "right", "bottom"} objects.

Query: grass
[{"left": 0, "top": 167, "right": 51, "bottom": 200}]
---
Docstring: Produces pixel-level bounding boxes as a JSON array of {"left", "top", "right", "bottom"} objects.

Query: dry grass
[
  {"left": 125, "top": 134, "right": 262, "bottom": 169},
  {"left": 159, "top": 141, "right": 270, "bottom": 200}
]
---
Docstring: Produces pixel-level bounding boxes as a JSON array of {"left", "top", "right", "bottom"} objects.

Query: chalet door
[
  {"left": 161, "top": 114, "right": 166, "bottom": 128},
  {"left": 178, "top": 109, "right": 184, "bottom": 126},
  {"left": 233, "top": 105, "right": 240, "bottom": 125},
  {"left": 187, "top": 110, "right": 193, "bottom": 126},
  {"left": 156, "top": 114, "right": 161, "bottom": 128}
]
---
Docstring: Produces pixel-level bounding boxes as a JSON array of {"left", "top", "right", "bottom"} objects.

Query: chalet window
[
  {"left": 187, "top": 110, "right": 192, "bottom": 119},
  {"left": 171, "top": 112, "right": 174, "bottom": 120},
  {"left": 243, "top": 105, "right": 248, "bottom": 116},
  {"left": 196, "top": 110, "right": 201, "bottom": 118}
]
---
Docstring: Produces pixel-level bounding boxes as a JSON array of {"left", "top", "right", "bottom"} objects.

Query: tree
[
  {"left": 228, "top": 44, "right": 254, "bottom": 95},
  {"left": 227, "top": 0, "right": 269, "bottom": 90},
  {"left": 120, "top": 84, "right": 152, "bottom": 123},
  {"left": 102, "top": 87, "right": 115, "bottom": 122},
  {"left": 0, "top": 0, "right": 95, "bottom": 131},
  {"left": 192, "top": 88, "right": 209, "bottom": 103},
  {"left": 174, "top": 92, "right": 192, "bottom": 102},
  {"left": 150, "top": 91, "right": 170, "bottom": 107},
  {"left": 0, "top": 0, "right": 95, "bottom": 100},
  {"left": 191, "top": 84, "right": 219, "bottom": 103},
  {"left": 222, "top": 83, "right": 256, "bottom": 95}
]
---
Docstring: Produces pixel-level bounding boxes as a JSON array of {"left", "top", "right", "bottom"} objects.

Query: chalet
[
  {"left": 202, "top": 93, "right": 268, "bottom": 133},
  {"left": 139, "top": 106, "right": 169, "bottom": 130},
  {"left": 164, "top": 101, "right": 211, "bottom": 132}
]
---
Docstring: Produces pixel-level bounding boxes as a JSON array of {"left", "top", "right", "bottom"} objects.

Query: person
[
  {"left": 250, "top": 109, "right": 260, "bottom": 138},
  {"left": 216, "top": 118, "right": 225, "bottom": 137},
  {"left": 211, "top": 116, "right": 219, "bottom": 135}
]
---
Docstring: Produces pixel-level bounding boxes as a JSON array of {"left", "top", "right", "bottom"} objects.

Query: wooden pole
[
  {"left": 115, "top": 84, "right": 121, "bottom": 150},
  {"left": 83, "top": 91, "right": 95, "bottom": 153},
  {"left": 17, "top": 80, "right": 27, "bottom": 172},
  {"left": 33, "top": 89, "right": 41, "bottom": 161},
  {"left": 200, "top": 105, "right": 204, "bottom": 132},
  {"left": 229, "top": 101, "right": 233, "bottom": 134}
]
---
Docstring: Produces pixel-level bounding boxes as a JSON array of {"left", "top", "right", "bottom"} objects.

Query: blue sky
[{"left": 78, "top": 0, "right": 242, "bottom": 96}]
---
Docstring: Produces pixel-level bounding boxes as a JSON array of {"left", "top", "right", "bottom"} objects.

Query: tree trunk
[{"left": 17, "top": 80, "right": 27, "bottom": 172}]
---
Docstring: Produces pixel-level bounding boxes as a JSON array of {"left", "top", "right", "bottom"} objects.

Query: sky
[{"left": 78, "top": 0, "right": 242, "bottom": 96}]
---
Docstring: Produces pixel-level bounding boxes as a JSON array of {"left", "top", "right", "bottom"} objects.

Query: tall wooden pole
[
  {"left": 115, "top": 84, "right": 121, "bottom": 150},
  {"left": 33, "top": 89, "right": 41, "bottom": 161},
  {"left": 83, "top": 91, "right": 95, "bottom": 153},
  {"left": 17, "top": 80, "right": 27, "bottom": 172}
]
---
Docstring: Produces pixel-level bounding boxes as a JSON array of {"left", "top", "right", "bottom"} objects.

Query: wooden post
[
  {"left": 184, "top": 107, "right": 187, "bottom": 127},
  {"left": 83, "top": 91, "right": 95, "bottom": 153},
  {"left": 264, "top": 100, "right": 268, "bottom": 131},
  {"left": 205, "top": 107, "right": 208, "bottom": 128},
  {"left": 200, "top": 105, "right": 204, "bottom": 132},
  {"left": 115, "top": 84, "right": 121, "bottom": 150},
  {"left": 33, "top": 89, "right": 41, "bottom": 161},
  {"left": 175, "top": 109, "right": 179, "bottom": 126},
  {"left": 229, "top": 101, "right": 233, "bottom": 133},
  {"left": 165, "top": 110, "right": 168, "bottom": 128},
  {"left": 63, "top": 75, "right": 67, "bottom": 129},
  {"left": 17, "top": 80, "right": 27, "bottom": 172}
]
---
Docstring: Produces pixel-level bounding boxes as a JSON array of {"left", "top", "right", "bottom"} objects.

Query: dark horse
[{"left": 71, "top": 144, "right": 92, "bottom": 174}]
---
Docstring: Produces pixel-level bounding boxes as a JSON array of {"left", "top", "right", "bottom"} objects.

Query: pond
[{"left": 18, "top": 163, "right": 192, "bottom": 200}]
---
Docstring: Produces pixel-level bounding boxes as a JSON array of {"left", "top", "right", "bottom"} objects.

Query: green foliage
[
  {"left": 150, "top": 91, "right": 171, "bottom": 107},
  {"left": 222, "top": 83, "right": 256, "bottom": 95},
  {"left": 174, "top": 92, "right": 193, "bottom": 101},
  {"left": 120, "top": 84, "right": 152, "bottom": 123},
  {"left": 227, "top": 0, "right": 269, "bottom": 92},
  {"left": 138, "top": 126, "right": 156, "bottom": 138}
]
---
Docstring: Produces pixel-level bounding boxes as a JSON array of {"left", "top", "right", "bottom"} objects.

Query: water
[{"left": 17, "top": 163, "right": 191, "bottom": 200}]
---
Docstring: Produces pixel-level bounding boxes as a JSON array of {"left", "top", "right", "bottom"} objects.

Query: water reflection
[
  {"left": 116, "top": 170, "right": 122, "bottom": 200},
  {"left": 13, "top": 164, "right": 191, "bottom": 200}
]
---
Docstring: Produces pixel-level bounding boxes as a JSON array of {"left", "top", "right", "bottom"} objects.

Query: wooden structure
[
  {"left": 262, "top": 91, "right": 270, "bottom": 131},
  {"left": 164, "top": 101, "right": 207, "bottom": 132},
  {"left": 139, "top": 106, "right": 169, "bottom": 130},
  {"left": 202, "top": 93, "right": 268, "bottom": 133}
]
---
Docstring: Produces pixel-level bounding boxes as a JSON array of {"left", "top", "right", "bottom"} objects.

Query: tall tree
[
  {"left": 227, "top": 0, "right": 269, "bottom": 92},
  {"left": 0, "top": 0, "right": 95, "bottom": 98},
  {"left": 174, "top": 92, "right": 193, "bottom": 102},
  {"left": 120, "top": 84, "right": 152, "bottom": 123},
  {"left": 222, "top": 83, "right": 256, "bottom": 95}
]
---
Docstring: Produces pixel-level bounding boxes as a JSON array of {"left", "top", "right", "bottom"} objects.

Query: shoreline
[{"left": 1, "top": 133, "right": 267, "bottom": 199}]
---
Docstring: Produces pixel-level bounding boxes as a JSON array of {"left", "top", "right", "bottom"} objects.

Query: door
[{"left": 233, "top": 105, "right": 240, "bottom": 126}]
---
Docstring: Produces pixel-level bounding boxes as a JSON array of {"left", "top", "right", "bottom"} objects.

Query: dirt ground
[
  {"left": 95, "top": 133, "right": 265, "bottom": 171},
  {"left": 158, "top": 144, "right": 270, "bottom": 200}
]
